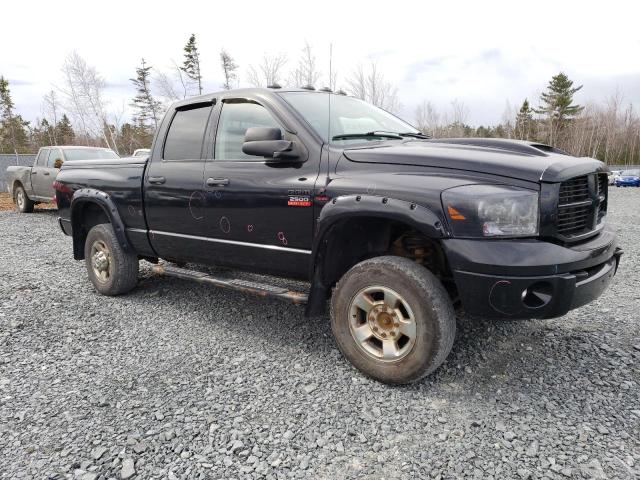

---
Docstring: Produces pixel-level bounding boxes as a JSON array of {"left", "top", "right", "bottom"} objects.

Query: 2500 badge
[{"left": 287, "top": 189, "right": 312, "bottom": 207}]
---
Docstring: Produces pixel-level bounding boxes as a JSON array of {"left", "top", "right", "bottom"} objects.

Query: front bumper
[{"left": 443, "top": 224, "right": 622, "bottom": 319}]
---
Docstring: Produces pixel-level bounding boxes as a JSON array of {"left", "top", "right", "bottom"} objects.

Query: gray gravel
[{"left": 0, "top": 188, "right": 639, "bottom": 479}]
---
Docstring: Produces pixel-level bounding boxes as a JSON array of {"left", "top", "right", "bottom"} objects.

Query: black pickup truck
[{"left": 54, "top": 88, "right": 622, "bottom": 384}]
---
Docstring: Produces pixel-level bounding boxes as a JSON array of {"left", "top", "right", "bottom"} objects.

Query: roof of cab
[
  {"left": 172, "top": 87, "right": 332, "bottom": 109},
  {"left": 41, "top": 145, "right": 115, "bottom": 151}
]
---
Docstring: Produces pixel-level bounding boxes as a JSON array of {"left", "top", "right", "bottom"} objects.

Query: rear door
[
  {"left": 144, "top": 102, "right": 215, "bottom": 262},
  {"left": 32, "top": 148, "right": 60, "bottom": 199}
]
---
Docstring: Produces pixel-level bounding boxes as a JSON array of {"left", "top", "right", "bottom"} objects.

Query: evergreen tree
[
  {"left": 536, "top": 72, "right": 584, "bottom": 145},
  {"left": 0, "top": 76, "right": 30, "bottom": 153},
  {"left": 56, "top": 114, "right": 75, "bottom": 145},
  {"left": 130, "top": 58, "right": 162, "bottom": 130},
  {"left": 181, "top": 34, "right": 202, "bottom": 95},
  {"left": 515, "top": 99, "right": 535, "bottom": 140},
  {"left": 220, "top": 49, "right": 238, "bottom": 90},
  {"left": 30, "top": 118, "right": 55, "bottom": 148}
]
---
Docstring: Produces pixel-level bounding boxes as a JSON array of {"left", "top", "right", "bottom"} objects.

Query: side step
[{"left": 151, "top": 264, "right": 308, "bottom": 304}]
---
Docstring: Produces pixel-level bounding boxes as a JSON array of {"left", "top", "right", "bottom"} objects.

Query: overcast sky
[{"left": 2, "top": 0, "right": 639, "bottom": 127}]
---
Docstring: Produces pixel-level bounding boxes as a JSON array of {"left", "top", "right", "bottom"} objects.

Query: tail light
[{"left": 53, "top": 181, "right": 72, "bottom": 194}]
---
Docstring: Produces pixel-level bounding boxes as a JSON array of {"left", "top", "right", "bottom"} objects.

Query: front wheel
[
  {"left": 330, "top": 256, "right": 456, "bottom": 384},
  {"left": 14, "top": 185, "right": 34, "bottom": 213},
  {"left": 84, "top": 224, "right": 139, "bottom": 295}
]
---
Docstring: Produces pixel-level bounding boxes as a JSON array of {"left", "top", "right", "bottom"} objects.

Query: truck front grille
[
  {"left": 556, "top": 173, "right": 607, "bottom": 239},
  {"left": 597, "top": 173, "right": 608, "bottom": 223}
]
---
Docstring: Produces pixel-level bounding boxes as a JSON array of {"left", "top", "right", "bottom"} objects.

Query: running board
[{"left": 151, "top": 264, "right": 308, "bottom": 304}]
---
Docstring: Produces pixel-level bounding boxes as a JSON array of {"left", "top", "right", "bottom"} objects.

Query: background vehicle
[
  {"left": 132, "top": 148, "right": 151, "bottom": 157},
  {"left": 54, "top": 88, "right": 621, "bottom": 384},
  {"left": 608, "top": 170, "right": 622, "bottom": 185},
  {"left": 614, "top": 169, "right": 640, "bottom": 187},
  {"left": 6, "top": 146, "right": 119, "bottom": 212}
]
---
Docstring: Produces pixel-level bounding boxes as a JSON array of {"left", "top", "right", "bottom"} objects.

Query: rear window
[
  {"left": 64, "top": 149, "right": 119, "bottom": 161},
  {"left": 47, "top": 148, "right": 63, "bottom": 167},
  {"left": 163, "top": 105, "right": 212, "bottom": 160}
]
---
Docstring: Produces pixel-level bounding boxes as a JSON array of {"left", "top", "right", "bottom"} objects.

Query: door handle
[
  {"left": 148, "top": 176, "right": 166, "bottom": 185},
  {"left": 43, "top": 171, "right": 50, "bottom": 176},
  {"left": 31, "top": 171, "right": 37, "bottom": 175},
  {"left": 206, "top": 177, "right": 229, "bottom": 187}
]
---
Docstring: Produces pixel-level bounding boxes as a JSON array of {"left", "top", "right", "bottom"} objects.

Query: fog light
[{"left": 521, "top": 282, "right": 553, "bottom": 309}]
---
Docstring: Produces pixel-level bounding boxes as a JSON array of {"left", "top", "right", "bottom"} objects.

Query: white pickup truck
[{"left": 6, "top": 146, "right": 118, "bottom": 212}]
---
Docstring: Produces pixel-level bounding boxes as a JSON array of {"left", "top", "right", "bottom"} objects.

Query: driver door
[
  {"left": 32, "top": 148, "right": 61, "bottom": 200},
  {"left": 201, "top": 99, "right": 319, "bottom": 278}
]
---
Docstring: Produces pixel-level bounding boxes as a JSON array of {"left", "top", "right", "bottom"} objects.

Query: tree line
[
  {"left": 0, "top": 35, "right": 638, "bottom": 164},
  {"left": 414, "top": 73, "right": 640, "bottom": 165}
]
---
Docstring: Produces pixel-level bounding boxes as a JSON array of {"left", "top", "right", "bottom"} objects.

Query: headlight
[{"left": 442, "top": 185, "right": 539, "bottom": 238}]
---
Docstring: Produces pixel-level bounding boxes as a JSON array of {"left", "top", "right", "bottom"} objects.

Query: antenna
[{"left": 325, "top": 43, "right": 332, "bottom": 189}]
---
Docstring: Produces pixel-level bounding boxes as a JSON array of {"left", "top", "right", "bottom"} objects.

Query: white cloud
[{"left": 1, "top": 0, "right": 639, "bottom": 126}]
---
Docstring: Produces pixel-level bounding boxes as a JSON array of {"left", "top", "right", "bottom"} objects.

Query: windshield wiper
[
  {"left": 332, "top": 131, "right": 404, "bottom": 141},
  {"left": 397, "top": 131, "right": 431, "bottom": 139}
]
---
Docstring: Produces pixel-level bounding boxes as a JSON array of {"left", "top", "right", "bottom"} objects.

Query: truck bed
[
  {"left": 56, "top": 156, "right": 153, "bottom": 256},
  {"left": 5, "top": 166, "right": 33, "bottom": 196}
]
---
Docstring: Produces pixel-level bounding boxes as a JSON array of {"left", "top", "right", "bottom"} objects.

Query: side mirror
[
  {"left": 53, "top": 158, "right": 64, "bottom": 169},
  {"left": 242, "top": 127, "right": 299, "bottom": 161}
]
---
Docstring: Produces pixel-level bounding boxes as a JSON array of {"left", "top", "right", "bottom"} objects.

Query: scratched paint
[
  {"left": 188, "top": 191, "right": 205, "bottom": 220},
  {"left": 220, "top": 216, "right": 231, "bottom": 234},
  {"left": 277, "top": 231, "right": 288, "bottom": 246}
]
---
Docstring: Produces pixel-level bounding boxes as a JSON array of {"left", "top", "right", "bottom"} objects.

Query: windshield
[
  {"left": 279, "top": 92, "right": 418, "bottom": 143},
  {"left": 64, "top": 149, "right": 119, "bottom": 161},
  {"left": 621, "top": 169, "right": 640, "bottom": 176}
]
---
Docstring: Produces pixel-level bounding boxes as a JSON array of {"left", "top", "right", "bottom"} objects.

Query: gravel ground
[
  {"left": 0, "top": 192, "right": 55, "bottom": 212},
  {"left": 0, "top": 188, "right": 638, "bottom": 480}
]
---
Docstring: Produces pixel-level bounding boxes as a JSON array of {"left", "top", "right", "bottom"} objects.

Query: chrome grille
[{"left": 556, "top": 173, "right": 607, "bottom": 239}]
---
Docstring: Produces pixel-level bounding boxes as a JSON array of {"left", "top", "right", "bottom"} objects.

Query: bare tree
[
  {"left": 246, "top": 53, "right": 288, "bottom": 87},
  {"left": 154, "top": 60, "right": 191, "bottom": 105},
  {"left": 500, "top": 100, "right": 515, "bottom": 139},
  {"left": 414, "top": 100, "right": 440, "bottom": 136},
  {"left": 346, "top": 62, "right": 400, "bottom": 113},
  {"left": 58, "top": 51, "right": 119, "bottom": 152},
  {"left": 154, "top": 70, "right": 181, "bottom": 103},
  {"left": 220, "top": 49, "right": 238, "bottom": 90},
  {"left": 328, "top": 69, "right": 339, "bottom": 92},
  {"left": 41, "top": 90, "right": 61, "bottom": 144},
  {"left": 288, "top": 41, "right": 321, "bottom": 88}
]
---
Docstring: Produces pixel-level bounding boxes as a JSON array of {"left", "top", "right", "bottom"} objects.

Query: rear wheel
[
  {"left": 14, "top": 185, "right": 34, "bottom": 213},
  {"left": 84, "top": 224, "right": 138, "bottom": 295},
  {"left": 330, "top": 256, "right": 456, "bottom": 384}
]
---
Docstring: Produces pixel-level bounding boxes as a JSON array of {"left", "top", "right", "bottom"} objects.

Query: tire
[
  {"left": 84, "top": 224, "right": 138, "bottom": 296},
  {"left": 330, "top": 256, "right": 456, "bottom": 385},
  {"left": 14, "top": 185, "right": 34, "bottom": 213}
]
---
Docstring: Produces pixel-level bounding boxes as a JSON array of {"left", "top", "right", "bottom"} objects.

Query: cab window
[
  {"left": 163, "top": 104, "right": 212, "bottom": 160},
  {"left": 215, "top": 102, "right": 281, "bottom": 160},
  {"left": 35, "top": 149, "right": 49, "bottom": 166},
  {"left": 47, "top": 148, "right": 63, "bottom": 168}
]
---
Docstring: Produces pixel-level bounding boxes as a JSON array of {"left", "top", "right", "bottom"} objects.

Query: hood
[{"left": 342, "top": 139, "right": 605, "bottom": 183}]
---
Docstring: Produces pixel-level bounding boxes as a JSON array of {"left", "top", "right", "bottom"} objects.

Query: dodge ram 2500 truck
[
  {"left": 6, "top": 146, "right": 119, "bottom": 212},
  {"left": 54, "top": 88, "right": 622, "bottom": 384}
]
